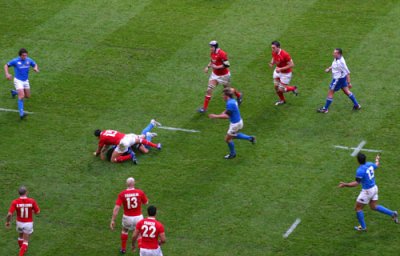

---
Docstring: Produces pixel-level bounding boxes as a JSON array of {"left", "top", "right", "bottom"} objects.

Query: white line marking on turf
[
  {"left": 334, "top": 144, "right": 382, "bottom": 155},
  {"left": 283, "top": 218, "right": 301, "bottom": 239},
  {"left": 350, "top": 140, "right": 366, "bottom": 157},
  {"left": 0, "top": 108, "right": 34, "bottom": 114},
  {"left": 158, "top": 126, "right": 200, "bottom": 133}
]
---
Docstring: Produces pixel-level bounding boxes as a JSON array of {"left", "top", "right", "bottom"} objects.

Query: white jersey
[{"left": 331, "top": 56, "right": 350, "bottom": 79}]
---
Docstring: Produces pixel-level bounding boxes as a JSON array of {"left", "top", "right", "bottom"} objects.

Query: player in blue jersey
[
  {"left": 208, "top": 88, "right": 255, "bottom": 159},
  {"left": 317, "top": 48, "right": 360, "bottom": 113},
  {"left": 338, "top": 153, "right": 398, "bottom": 231},
  {"left": 4, "top": 48, "right": 39, "bottom": 119}
]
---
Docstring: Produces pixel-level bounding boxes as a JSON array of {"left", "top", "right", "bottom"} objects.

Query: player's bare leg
[
  {"left": 342, "top": 87, "right": 361, "bottom": 110},
  {"left": 199, "top": 80, "right": 217, "bottom": 113},
  {"left": 369, "top": 199, "right": 399, "bottom": 223},
  {"left": 274, "top": 79, "right": 286, "bottom": 105},
  {"left": 17, "top": 233, "right": 24, "bottom": 248},
  {"left": 111, "top": 150, "right": 136, "bottom": 164}
]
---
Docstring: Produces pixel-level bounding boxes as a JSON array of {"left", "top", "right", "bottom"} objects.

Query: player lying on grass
[
  {"left": 94, "top": 120, "right": 162, "bottom": 164},
  {"left": 338, "top": 153, "right": 398, "bottom": 231}
]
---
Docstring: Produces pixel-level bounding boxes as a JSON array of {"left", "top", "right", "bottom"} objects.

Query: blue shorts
[{"left": 329, "top": 77, "right": 348, "bottom": 91}]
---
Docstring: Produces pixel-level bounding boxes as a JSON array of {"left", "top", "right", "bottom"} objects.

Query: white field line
[
  {"left": 351, "top": 140, "right": 367, "bottom": 157},
  {"left": 334, "top": 145, "right": 382, "bottom": 154},
  {"left": 158, "top": 126, "right": 200, "bottom": 133},
  {"left": 283, "top": 218, "right": 301, "bottom": 238},
  {"left": 0, "top": 108, "right": 34, "bottom": 114}
]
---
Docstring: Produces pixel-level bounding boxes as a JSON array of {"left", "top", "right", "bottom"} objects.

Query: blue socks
[
  {"left": 324, "top": 98, "right": 333, "bottom": 110},
  {"left": 376, "top": 205, "right": 394, "bottom": 216},
  {"left": 236, "top": 133, "right": 251, "bottom": 140},
  {"left": 348, "top": 93, "right": 359, "bottom": 106},
  {"left": 227, "top": 141, "right": 236, "bottom": 155},
  {"left": 18, "top": 99, "right": 24, "bottom": 117},
  {"left": 141, "top": 122, "right": 155, "bottom": 142},
  {"left": 356, "top": 211, "right": 367, "bottom": 229}
]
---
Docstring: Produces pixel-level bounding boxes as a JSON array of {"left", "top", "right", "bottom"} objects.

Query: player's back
[
  {"left": 356, "top": 162, "right": 377, "bottom": 189},
  {"left": 118, "top": 188, "right": 148, "bottom": 216},
  {"left": 99, "top": 130, "right": 125, "bottom": 146},
  {"left": 226, "top": 98, "right": 241, "bottom": 123},
  {"left": 11, "top": 197, "right": 39, "bottom": 222},
  {"left": 137, "top": 217, "right": 164, "bottom": 249}
]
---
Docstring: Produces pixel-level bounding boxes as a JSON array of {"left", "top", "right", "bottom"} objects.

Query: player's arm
[
  {"left": 325, "top": 66, "right": 332, "bottom": 73},
  {"left": 33, "top": 64, "right": 39, "bottom": 73},
  {"left": 5, "top": 212, "right": 13, "bottom": 228},
  {"left": 159, "top": 232, "right": 166, "bottom": 245},
  {"left": 276, "top": 59, "right": 294, "bottom": 72},
  {"left": 338, "top": 179, "right": 360, "bottom": 188},
  {"left": 4, "top": 64, "right": 12, "bottom": 80},
  {"left": 110, "top": 205, "right": 120, "bottom": 230},
  {"left": 94, "top": 143, "right": 105, "bottom": 156},
  {"left": 375, "top": 154, "right": 381, "bottom": 167},
  {"left": 34, "top": 201, "right": 40, "bottom": 215},
  {"left": 131, "top": 229, "right": 140, "bottom": 252},
  {"left": 208, "top": 110, "right": 229, "bottom": 119},
  {"left": 269, "top": 57, "right": 275, "bottom": 68},
  {"left": 204, "top": 61, "right": 212, "bottom": 73}
]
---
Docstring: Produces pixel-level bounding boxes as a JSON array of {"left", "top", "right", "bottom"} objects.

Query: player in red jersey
[
  {"left": 110, "top": 177, "right": 149, "bottom": 254},
  {"left": 198, "top": 40, "right": 242, "bottom": 113},
  {"left": 269, "top": 41, "right": 298, "bottom": 105},
  {"left": 132, "top": 205, "right": 166, "bottom": 256},
  {"left": 5, "top": 186, "right": 40, "bottom": 256},
  {"left": 94, "top": 129, "right": 161, "bottom": 164}
]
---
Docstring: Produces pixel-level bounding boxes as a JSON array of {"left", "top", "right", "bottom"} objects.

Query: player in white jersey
[{"left": 317, "top": 48, "right": 361, "bottom": 113}]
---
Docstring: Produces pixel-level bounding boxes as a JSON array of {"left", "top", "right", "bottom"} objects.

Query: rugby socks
[
  {"left": 227, "top": 141, "right": 236, "bottom": 155},
  {"left": 285, "top": 86, "right": 296, "bottom": 92},
  {"left": 324, "top": 98, "right": 333, "bottom": 110},
  {"left": 141, "top": 123, "right": 154, "bottom": 137},
  {"left": 115, "top": 155, "right": 131, "bottom": 162},
  {"left": 376, "top": 205, "right": 394, "bottom": 216},
  {"left": 236, "top": 133, "right": 251, "bottom": 140},
  {"left": 356, "top": 210, "right": 367, "bottom": 229},
  {"left": 11, "top": 90, "right": 18, "bottom": 97},
  {"left": 18, "top": 99, "right": 24, "bottom": 117},
  {"left": 203, "top": 95, "right": 211, "bottom": 110},
  {"left": 233, "top": 88, "right": 241, "bottom": 98},
  {"left": 140, "top": 139, "right": 158, "bottom": 148},
  {"left": 277, "top": 91, "right": 285, "bottom": 102},
  {"left": 18, "top": 238, "right": 23, "bottom": 248},
  {"left": 19, "top": 242, "right": 28, "bottom": 256},
  {"left": 348, "top": 93, "right": 359, "bottom": 106},
  {"left": 120, "top": 232, "right": 128, "bottom": 251}
]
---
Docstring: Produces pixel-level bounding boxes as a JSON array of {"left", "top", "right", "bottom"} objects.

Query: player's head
[
  {"left": 209, "top": 40, "right": 219, "bottom": 52},
  {"left": 357, "top": 153, "right": 367, "bottom": 165},
  {"left": 334, "top": 48, "right": 343, "bottom": 58},
  {"left": 271, "top": 41, "right": 281, "bottom": 53},
  {"left": 147, "top": 205, "right": 157, "bottom": 217},
  {"left": 94, "top": 129, "right": 101, "bottom": 137},
  {"left": 223, "top": 88, "right": 234, "bottom": 100},
  {"left": 18, "top": 186, "right": 27, "bottom": 196},
  {"left": 19, "top": 48, "right": 28, "bottom": 60},
  {"left": 126, "top": 177, "right": 135, "bottom": 187}
]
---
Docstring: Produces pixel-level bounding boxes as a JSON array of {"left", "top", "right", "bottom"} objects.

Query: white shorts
[
  {"left": 357, "top": 185, "right": 378, "bottom": 204},
  {"left": 227, "top": 119, "right": 243, "bottom": 136},
  {"left": 209, "top": 72, "right": 231, "bottom": 86},
  {"left": 273, "top": 70, "right": 292, "bottom": 85},
  {"left": 115, "top": 134, "right": 138, "bottom": 153},
  {"left": 122, "top": 214, "right": 143, "bottom": 231},
  {"left": 14, "top": 78, "right": 30, "bottom": 90},
  {"left": 16, "top": 221, "right": 34, "bottom": 234},
  {"left": 140, "top": 247, "right": 163, "bottom": 256}
]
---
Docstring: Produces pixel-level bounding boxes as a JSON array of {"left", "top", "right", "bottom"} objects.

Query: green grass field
[{"left": 1, "top": 0, "right": 400, "bottom": 255}]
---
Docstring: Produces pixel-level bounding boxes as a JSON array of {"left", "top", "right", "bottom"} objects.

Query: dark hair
[
  {"left": 357, "top": 153, "right": 366, "bottom": 164},
  {"left": 147, "top": 205, "right": 157, "bottom": 216},
  {"left": 271, "top": 41, "right": 281, "bottom": 48},
  {"left": 94, "top": 129, "right": 101, "bottom": 137},
  {"left": 335, "top": 48, "right": 343, "bottom": 55},
  {"left": 223, "top": 88, "right": 234, "bottom": 98},
  {"left": 18, "top": 186, "right": 27, "bottom": 196},
  {"left": 19, "top": 48, "right": 28, "bottom": 56}
]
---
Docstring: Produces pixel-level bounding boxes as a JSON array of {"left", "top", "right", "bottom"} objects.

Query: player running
[
  {"left": 209, "top": 88, "right": 255, "bottom": 159},
  {"left": 198, "top": 40, "right": 242, "bottom": 113},
  {"left": 317, "top": 48, "right": 361, "bottom": 113},
  {"left": 4, "top": 48, "right": 39, "bottom": 119},
  {"left": 110, "top": 177, "right": 149, "bottom": 254},
  {"left": 132, "top": 205, "right": 166, "bottom": 256},
  {"left": 94, "top": 123, "right": 161, "bottom": 164},
  {"left": 338, "top": 153, "right": 398, "bottom": 231},
  {"left": 5, "top": 186, "right": 40, "bottom": 256},
  {"left": 269, "top": 41, "right": 298, "bottom": 106}
]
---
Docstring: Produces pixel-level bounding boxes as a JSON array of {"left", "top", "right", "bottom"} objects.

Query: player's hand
[
  {"left": 268, "top": 62, "right": 274, "bottom": 69},
  {"left": 324, "top": 68, "right": 331, "bottom": 73},
  {"left": 375, "top": 154, "right": 381, "bottom": 161},
  {"left": 5, "top": 222, "right": 10, "bottom": 229},
  {"left": 33, "top": 67, "right": 39, "bottom": 73},
  {"left": 204, "top": 66, "right": 209, "bottom": 73},
  {"left": 131, "top": 245, "right": 136, "bottom": 253},
  {"left": 338, "top": 182, "right": 346, "bottom": 188},
  {"left": 93, "top": 152, "right": 99, "bottom": 156},
  {"left": 275, "top": 68, "right": 281, "bottom": 73},
  {"left": 5, "top": 74, "right": 12, "bottom": 80},
  {"left": 110, "top": 220, "right": 115, "bottom": 230}
]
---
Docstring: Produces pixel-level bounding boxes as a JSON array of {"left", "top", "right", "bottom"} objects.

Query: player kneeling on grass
[
  {"left": 338, "top": 153, "right": 398, "bottom": 231},
  {"left": 209, "top": 88, "right": 255, "bottom": 159}
]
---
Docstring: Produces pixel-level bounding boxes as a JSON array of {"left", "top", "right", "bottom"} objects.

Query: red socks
[
  {"left": 140, "top": 139, "right": 158, "bottom": 148},
  {"left": 233, "top": 89, "right": 241, "bottom": 98},
  {"left": 19, "top": 242, "right": 28, "bottom": 256},
  {"left": 285, "top": 86, "right": 296, "bottom": 92},
  {"left": 277, "top": 91, "right": 285, "bottom": 101},
  {"left": 18, "top": 238, "right": 23, "bottom": 248},
  {"left": 203, "top": 95, "right": 211, "bottom": 110},
  {"left": 115, "top": 155, "right": 131, "bottom": 162},
  {"left": 120, "top": 232, "right": 128, "bottom": 251}
]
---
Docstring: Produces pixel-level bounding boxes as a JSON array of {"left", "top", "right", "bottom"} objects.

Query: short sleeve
[
  {"left": 115, "top": 193, "right": 123, "bottom": 206},
  {"left": 8, "top": 201, "right": 16, "bottom": 214},
  {"left": 33, "top": 200, "right": 40, "bottom": 213},
  {"left": 7, "top": 59, "right": 17, "bottom": 67},
  {"left": 284, "top": 52, "right": 292, "bottom": 63},
  {"left": 219, "top": 51, "right": 228, "bottom": 61},
  {"left": 29, "top": 58, "right": 36, "bottom": 67},
  {"left": 135, "top": 220, "right": 142, "bottom": 231},
  {"left": 158, "top": 223, "right": 165, "bottom": 233},
  {"left": 355, "top": 168, "right": 363, "bottom": 180},
  {"left": 141, "top": 191, "right": 148, "bottom": 205}
]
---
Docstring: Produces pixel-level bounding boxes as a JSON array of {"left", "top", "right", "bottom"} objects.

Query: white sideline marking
[
  {"left": 334, "top": 145, "right": 382, "bottom": 155},
  {"left": 351, "top": 140, "right": 367, "bottom": 157},
  {"left": 283, "top": 218, "right": 301, "bottom": 238},
  {"left": 158, "top": 126, "right": 200, "bottom": 133},
  {"left": 0, "top": 108, "right": 34, "bottom": 114}
]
